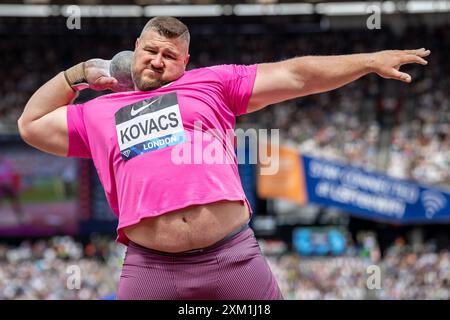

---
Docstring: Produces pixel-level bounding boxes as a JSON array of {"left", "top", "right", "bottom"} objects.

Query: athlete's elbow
[
  {"left": 292, "top": 71, "right": 327, "bottom": 96},
  {"left": 286, "top": 64, "right": 309, "bottom": 97},
  {"left": 17, "top": 115, "right": 31, "bottom": 143},
  {"left": 288, "top": 57, "right": 326, "bottom": 96},
  {"left": 17, "top": 120, "right": 67, "bottom": 157},
  {"left": 17, "top": 116, "right": 39, "bottom": 149}
]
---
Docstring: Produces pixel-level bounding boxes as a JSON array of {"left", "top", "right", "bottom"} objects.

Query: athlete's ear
[
  {"left": 135, "top": 38, "right": 140, "bottom": 49},
  {"left": 184, "top": 54, "right": 190, "bottom": 67}
]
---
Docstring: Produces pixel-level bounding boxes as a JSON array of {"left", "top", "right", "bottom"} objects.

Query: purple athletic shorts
[{"left": 117, "top": 225, "right": 284, "bottom": 300}]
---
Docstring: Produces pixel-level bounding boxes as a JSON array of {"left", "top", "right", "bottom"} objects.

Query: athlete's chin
[
  {"left": 135, "top": 78, "right": 164, "bottom": 91},
  {"left": 146, "top": 73, "right": 164, "bottom": 83}
]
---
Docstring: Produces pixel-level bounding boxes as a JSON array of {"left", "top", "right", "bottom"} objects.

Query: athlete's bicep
[
  {"left": 20, "top": 106, "right": 69, "bottom": 157},
  {"left": 247, "top": 61, "right": 302, "bottom": 113}
]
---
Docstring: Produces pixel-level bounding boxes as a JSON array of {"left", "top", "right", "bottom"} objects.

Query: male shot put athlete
[{"left": 18, "top": 17, "right": 430, "bottom": 299}]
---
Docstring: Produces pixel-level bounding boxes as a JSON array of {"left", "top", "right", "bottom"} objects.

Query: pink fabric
[{"left": 66, "top": 64, "right": 257, "bottom": 245}]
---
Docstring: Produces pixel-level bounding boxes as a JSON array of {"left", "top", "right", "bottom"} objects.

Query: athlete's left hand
[{"left": 368, "top": 48, "right": 431, "bottom": 83}]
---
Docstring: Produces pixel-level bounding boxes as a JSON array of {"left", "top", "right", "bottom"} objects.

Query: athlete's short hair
[{"left": 140, "top": 17, "right": 190, "bottom": 48}]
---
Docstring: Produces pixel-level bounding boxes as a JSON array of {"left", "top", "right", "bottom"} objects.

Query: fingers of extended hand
[
  {"left": 390, "top": 68, "right": 412, "bottom": 83},
  {"left": 403, "top": 48, "right": 431, "bottom": 57},
  {"left": 400, "top": 54, "right": 428, "bottom": 65}
]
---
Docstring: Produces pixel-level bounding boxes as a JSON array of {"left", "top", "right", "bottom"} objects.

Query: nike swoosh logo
[{"left": 130, "top": 97, "right": 162, "bottom": 117}]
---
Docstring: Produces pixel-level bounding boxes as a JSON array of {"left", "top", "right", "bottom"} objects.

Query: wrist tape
[{"left": 64, "top": 62, "right": 87, "bottom": 90}]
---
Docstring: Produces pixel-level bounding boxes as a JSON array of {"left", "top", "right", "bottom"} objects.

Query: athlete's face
[{"left": 132, "top": 30, "right": 190, "bottom": 91}]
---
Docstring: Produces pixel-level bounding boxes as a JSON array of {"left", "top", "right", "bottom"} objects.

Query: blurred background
[{"left": 0, "top": 0, "right": 449, "bottom": 299}]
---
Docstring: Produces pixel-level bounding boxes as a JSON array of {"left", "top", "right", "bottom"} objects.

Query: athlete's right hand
[{"left": 84, "top": 58, "right": 119, "bottom": 91}]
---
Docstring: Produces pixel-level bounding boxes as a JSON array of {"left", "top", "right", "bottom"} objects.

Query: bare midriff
[{"left": 123, "top": 200, "right": 250, "bottom": 253}]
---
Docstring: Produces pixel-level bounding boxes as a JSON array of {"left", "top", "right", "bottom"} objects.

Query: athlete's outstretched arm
[
  {"left": 17, "top": 60, "right": 118, "bottom": 157},
  {"left": 247, "top": 48, "right": 430, "bottom": 113}
]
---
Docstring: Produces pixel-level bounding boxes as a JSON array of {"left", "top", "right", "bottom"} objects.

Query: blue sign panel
[{"left": 302, "top": 155, "right": 450, "bottom": 223}]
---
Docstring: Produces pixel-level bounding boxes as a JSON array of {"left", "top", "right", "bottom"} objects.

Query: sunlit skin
[{"left": 132, "top": 29, "right": 190, "bottom": 91}]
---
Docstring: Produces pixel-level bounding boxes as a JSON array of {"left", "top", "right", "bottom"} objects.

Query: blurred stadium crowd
[
  {"left": 267, "top": 239, "right": 450, "bottom": 299},
  {"left": 1, "top": 235, "right": 449, "bottom": 300},
  {"left": 0, "top": 236, "right": 124, "bottom": 299}
]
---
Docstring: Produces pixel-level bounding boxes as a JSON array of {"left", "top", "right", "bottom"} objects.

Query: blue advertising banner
[{"left": 302, "top": 155, "right": 450, "bottom": 223}]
